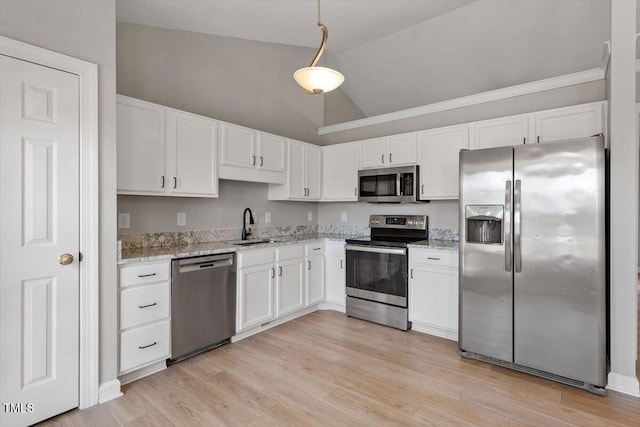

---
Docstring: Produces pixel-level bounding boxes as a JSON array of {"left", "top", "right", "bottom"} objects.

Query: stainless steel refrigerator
[{"left": 458, "top": 135, "right": 607, "bottom": 394}]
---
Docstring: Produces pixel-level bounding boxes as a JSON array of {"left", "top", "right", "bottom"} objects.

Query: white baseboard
[
  {"left": 607, "top": 372, "right": 640, "bottom": 397},
  {"left": 118, "top": 360, "right": 167, "bottom": 386},
  {"left": 318, "top": 301, "right": 346, "bottom": 313},
  {"left": 98, "top": 379, "right": 123, "bottom": 404},
  {"left": 411, "top": 321, "right": 458, "bottom": 342}
]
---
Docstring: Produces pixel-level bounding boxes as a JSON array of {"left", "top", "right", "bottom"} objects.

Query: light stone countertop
[
  {"left": 407, "top": 239, "right": 459, "bottom": 252},
  {"left": 118, "top": 233, "right": 359, "bottom": 265}
]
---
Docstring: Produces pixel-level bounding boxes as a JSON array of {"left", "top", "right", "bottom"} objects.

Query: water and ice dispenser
[{"left": 465, "top": 205, "right": 504, "bottom": 244}]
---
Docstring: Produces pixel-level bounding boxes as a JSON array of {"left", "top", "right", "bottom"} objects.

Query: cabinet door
[
  {"left": 258, "top": 133, "right": 286, "bottom": 173},
  {"left": 275, "top": 258, "right": 305, "bottom": 317},
  {"left": 409, "top": 266, "right": 458, "bottom": 332},
  {"left": 419, "top": 125, "right": 469, "bottom": 199},
  {"left": 220, "top": 122, "right": 256, "bottom": 169},
  {"left": 388, "top": 133, "right": 418, "bottom": 166},
  {"left": 238, "top": 264, "right": 274, "bottom": 331},
  {"left": 472, "top": 115, "right": 529, "bottom": 149},
  {"left": 117, "top": 97, "right": 166, "bottom": 194},
  {"left": 288, "top": 140, "right": 306, "bottom": 198},
  {"left": 305, "top": 144, "right": 322, "bottom": 200},
  {"left": 306, "top": 256, "right": 325, "bottom": 306},
  {"left": 168, "top": 110, "right": 218, "bottom": 197},
  {"left": 533, "top": 103, "right": 603, "bottom": 143},
  {"left": 322, "top": 143, "right": 359, "bottom": 201},
  {"left": 324, "top": 254, "right": 346, "bottom": 305},
  {"left": 360, "top": 137, "right": 387, "bottom": 168}
]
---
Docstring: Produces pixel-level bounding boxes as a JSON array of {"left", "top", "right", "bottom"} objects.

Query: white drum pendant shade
[{"left": 293, "top": 66, "right": 345, "bottom": 94}]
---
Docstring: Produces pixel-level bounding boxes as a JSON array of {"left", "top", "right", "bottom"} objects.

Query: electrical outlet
[
  {"left": 264, "top": 212, "right": 271, "bottom": 223},
  {"left": 341, "top": 212, "right": 348, "bottom": 222},
  {"left": 307, "top": 211, "right": 313, "bottom": 222},
  {"left": 118, "top": 213, "right": 130, "bottom": 229},
  {"left": 177, "top": 212, "right": 187, "bottom": 227}
]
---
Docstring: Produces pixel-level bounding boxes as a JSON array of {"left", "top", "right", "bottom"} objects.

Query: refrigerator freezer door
[
  {"left": 459, "top": 147, "right": 514, "bottom": 362},
  {"left": 513, "top": 136, "right": 606, "bottom": 387}
]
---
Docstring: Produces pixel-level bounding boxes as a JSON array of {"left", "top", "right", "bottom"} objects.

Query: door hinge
[{"left": 79, "top": 252, "right": 84, "bottom": 262}]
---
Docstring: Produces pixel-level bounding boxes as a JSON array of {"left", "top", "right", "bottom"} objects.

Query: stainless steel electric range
[{"left": 345, "top": 214, "right": 428, "bottom": 330}]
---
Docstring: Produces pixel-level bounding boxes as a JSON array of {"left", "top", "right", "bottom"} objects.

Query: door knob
[{"left": 59, "top": 253, "right": 74, "bottom": 265}]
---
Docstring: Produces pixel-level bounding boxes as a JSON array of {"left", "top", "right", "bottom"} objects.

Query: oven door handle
[{"left": 345, "top": 245, "right": 407, "bottom": 255}]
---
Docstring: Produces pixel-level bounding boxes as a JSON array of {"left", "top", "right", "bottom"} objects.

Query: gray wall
[
  {"left": 324, "top": 87, "right": 366, "bottom": 126},
  {"left": 318, "top": 200, "right": 458, "bottom": 232},
  {"left": 118, "top": 181, "right": 318, "bottom": 235},
  {"left": 318, "top": 80, "right": 606, "bottom": 145},
  {"left": 117, "top": 23, "right": 326, "bottom": 144},
  {"left": 0, "top": 0, "right": 118, "bottom": 387}
]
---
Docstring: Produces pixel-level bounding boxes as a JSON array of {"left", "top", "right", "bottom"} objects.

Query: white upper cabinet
[
  {"left": 219, "top": 123, "right": 286, "bottom": 184},
  {"left": 117, "top": 95, "right": 218, "bottom": 197},
  {"left": 471, "top": 115, "right": 529, "bottom": 149},
  {"left": 322, "top": 142, "right": 360, "bottom": 201},
  {"left": 269, "top": 140, "right": 321, "bottom": 201},
  {"left": 359, "top": 134, "right": 418, "bottom": 168},
  {"left": 419, "top": 125, "right": 469, "bottom": 200},
  {"left": 533, "top": 102, "right": 603, "bottom": 143},
  {"left": 168, "top": 110, "right": 218, "bottom": 197},
  {"left": 117, "top": 96, "right": 166, "bottom": 194}
]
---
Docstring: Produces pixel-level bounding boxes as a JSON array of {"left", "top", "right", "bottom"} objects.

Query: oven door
[{"left": 345, "top": 245, "right": 408, "bottom": 307}]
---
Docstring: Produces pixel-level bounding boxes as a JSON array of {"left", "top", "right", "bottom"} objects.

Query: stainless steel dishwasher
[{"left": 169, "top": 253, "right": 236, "bottom": 362}]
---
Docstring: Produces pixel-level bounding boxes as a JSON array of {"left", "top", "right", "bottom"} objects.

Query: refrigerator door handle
[
  {"left": 505, "top": 180, "right": 512, "bottom": 272},
  {"left": 514, "top": 179, "right": 522, "bottom": 273}
]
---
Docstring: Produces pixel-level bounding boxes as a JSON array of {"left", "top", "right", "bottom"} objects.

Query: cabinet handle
[
  {"left": 173, "top": 177, "right": 177, "bottom": 189},
  {"left": 252, "top": 155, "right": 256, "bottom": 166},
  {"left": 410, "top": 268, "right": 414, "bottom": 279},
  {"left": 138, "top": 342, "right": 157, "bottom": 350},
  {"left": 312, "top": 247, "right": 321, "bottom": 251},
  {"left": 421, "top": 184, "right": 424, "bottom": 195},
  {"left": 307, "top": 260, "right": 311, "bottom": 270},
  {"left": 138, "top": 302, "right": 157, "bottom": 309},
  {"left": 137, "top": 273, "right": 156, "bottom": 278},
  {"left": 389, "top": 153, "right": 393, "bottom": 163},
  {"left": 271, "top": 268, "right": 275, "bottom": 278},
  {"left": 537, "top": 136, "right": 540, "bottom": 143},
  {"left": 523, "top": 137, "right": 526, "bottom": 144},
  {"left": 354, "top": 187, "right": 357, "bottom": 196},
  {"left": 278, "top": 266, "right": 282, "bottom": 276},
  {"left": 381, "top": 154, "right": 384, "bottom": 164},
  {"left": 427, "top": 257, "right": 441, "bottom": 261},
  {"left": 161, "top": 176, "right": 165, "bottom": 188},
  {"left": 260, "top": 156, "right": 264, "bottom": 166},
  {"left": 340, "top": 259, "right": 344, "bottom": 269}
]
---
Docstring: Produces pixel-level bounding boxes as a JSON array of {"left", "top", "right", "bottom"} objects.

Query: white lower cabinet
[
  {"left": 238, "top": 262, "right": 275, "bottom": 331},
  {"left": 275, "top": 246, "right": 306, "bottom": 317},
  {"left": 408, "top": 248, "right": 459, "bottom": 341},
  {"left": 306, "top": 255, "right": 325, "bottom": 305},
  {"left": 324, "top": 242, "right": 346, "bottom": 307},
  {"left": 118, "top": 261, "right": 172, "bottom": 376}
]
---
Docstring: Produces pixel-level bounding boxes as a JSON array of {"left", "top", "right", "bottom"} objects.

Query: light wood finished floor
[{"left": 40, "top": 311, "right": 639, "bottom": 426}]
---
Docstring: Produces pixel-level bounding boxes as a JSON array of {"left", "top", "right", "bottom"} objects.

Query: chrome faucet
[{"left": 241, "top": 208, "right": 255, "bottom": 240}]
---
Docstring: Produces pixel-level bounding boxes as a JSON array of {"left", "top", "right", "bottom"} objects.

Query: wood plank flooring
[{"left": 40, "top": 311, "right": 639, "bottom": 426}]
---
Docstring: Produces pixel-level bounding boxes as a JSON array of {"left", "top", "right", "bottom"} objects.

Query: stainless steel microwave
[{"left": 358, "top": 165, "right": 422, "bottom": 203}]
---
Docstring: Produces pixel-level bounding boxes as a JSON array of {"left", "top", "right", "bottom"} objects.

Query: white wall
[
  {"left": 0, "top": 0, "right": 118, "bottom": 389},
  {"left": 118, "top": 180, "right": 318, "bottom": 235}
]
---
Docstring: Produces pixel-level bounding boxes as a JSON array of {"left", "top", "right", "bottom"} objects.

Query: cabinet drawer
[
  {"left": 305, "top": 242, "right": 325, "bottom": 256},
  {"left": 277, "top": 244, "right": 304, "bottom": 261},
  {"left": 120, "top": 282, "right": 170, "bottom": 330},
  {"left": 120, "top": 320, "right": 170, "bottom": 373},
  {"left": 120, "top": 261, "right": 170, "bottom": 288},
  {"left": 409, "top": 249, "right": 458, "bottom": 268},
  {"left": 237, "top": 248, "right": 274, "bottom": 269}
]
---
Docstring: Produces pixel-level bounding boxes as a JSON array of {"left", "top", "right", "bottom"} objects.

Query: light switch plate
[
  {"left": 307, "top": 211, "right": 313, "bottom": 222},
  {"left": 341, "top": 212, "right": 348, "bottom": 222},
  {"left": 265, "top": 212, "right": 271, "bottom": 223},
  {"left": 177, "top": 212, "right": 187, "bottom": 227},
  {"left": 118, "top": 213, "right": 130, "bottom": 229}
]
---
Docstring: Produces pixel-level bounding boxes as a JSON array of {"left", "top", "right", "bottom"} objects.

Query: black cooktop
[{"left": 345, "top": 236, "right": 424, "bottom": 248}]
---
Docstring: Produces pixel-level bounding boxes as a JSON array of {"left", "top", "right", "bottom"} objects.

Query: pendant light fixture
[{"left": 293, "top": 0, "right": 344, "bottom": 94}]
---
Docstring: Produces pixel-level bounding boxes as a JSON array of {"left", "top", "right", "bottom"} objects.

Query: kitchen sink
[{"left": 231, "top": 238, "right": 279, "bottom": 246}]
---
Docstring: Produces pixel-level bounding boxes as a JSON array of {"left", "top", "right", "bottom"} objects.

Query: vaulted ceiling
[{"left": 116, "top": 0, "right": 611, "bottom": 120}]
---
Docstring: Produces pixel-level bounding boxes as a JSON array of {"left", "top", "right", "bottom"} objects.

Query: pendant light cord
[{"left": 308, "top": 0, "right": 328, "bottom": 67}]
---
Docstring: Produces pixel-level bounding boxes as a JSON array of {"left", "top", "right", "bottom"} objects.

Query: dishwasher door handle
[{"left": 177, "top": 253, "right": 235, "bottom": 273}]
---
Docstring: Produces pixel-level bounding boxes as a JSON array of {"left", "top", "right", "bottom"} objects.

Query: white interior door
[{"left": 1, "top": 55, "right": 80, "bottom": 426}]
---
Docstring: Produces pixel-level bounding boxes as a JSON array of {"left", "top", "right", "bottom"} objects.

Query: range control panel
[{"left": 369, "top": 215, "right": 428, "bottom": 230}]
